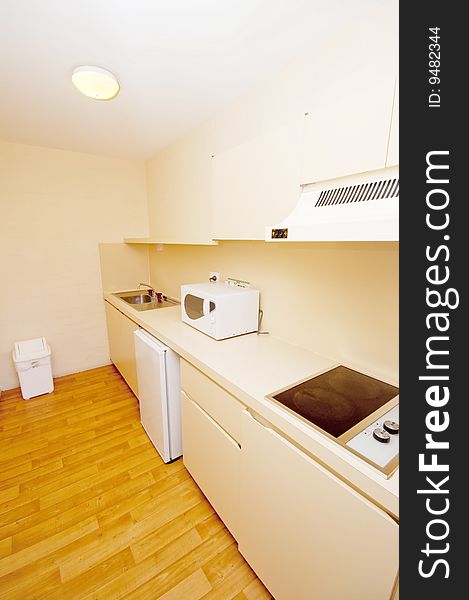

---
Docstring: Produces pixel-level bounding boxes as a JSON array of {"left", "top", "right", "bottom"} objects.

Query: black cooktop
[{"left": 271, "top": 366, "right": 399, "bottom": 438}]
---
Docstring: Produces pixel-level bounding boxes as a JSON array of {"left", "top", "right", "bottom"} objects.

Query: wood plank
[
  {"left": 0, "top": 461, "right": 32, "bottom": 483},
  {"left": 0, "top": 459, "right": 64, "bottom": 498},
  {"left": 202, "top": 542, "right": 247, "bottom": 588},
  {"left": 234, "top": 577, "right": 273, "bottom": 600},
  {"left": 0, "top": 499, "right": 40, "bottom": 534},
  {"left": 89, "top": 527, "right": 231, "bottom": 600},
  {"left": 130, "top": 501, "right": 214, "bottom": 563},
  {"left": 58, "top": 512, "right": 135, "bottom": 582},
  {"left": 38, "top": 448, "right": 157, "bottom": 510},
  {"left": 201, "top": 562, "right": 257, "bottom": 600},
  {"left": 0, "top": 538, "right": 11, "bottom": 560},
  {"left": 0, "top": 563, "right": 61, "bottom": 600},
  {"left": 156, "top": 568, "right": 211, "bottom": 600},
  {"left": 0, "top": 515, "right": 98, "bottom": 577},
  {"left": 11, "top": 471, "right": 154, "bottom": 552},
  {"left": 0, "top": 486, "right": 19, "bottom": 504},
  {"left": 0, "top": 365, "right": 266, "bottom": 599},
  {"left": 196, "top": 512, "right": 227, "bottom": 541},
  {"left": 47, "top": 547, "right": 136, "bottom": 600}
]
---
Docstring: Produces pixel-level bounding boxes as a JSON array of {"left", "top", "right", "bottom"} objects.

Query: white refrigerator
[{"left": 133, "top": 329, "right": 182, "bottom": 463}]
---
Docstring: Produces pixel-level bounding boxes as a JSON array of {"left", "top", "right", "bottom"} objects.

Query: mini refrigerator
[{"left": 133, "top": 329, "right": 182, "bottom": 462}]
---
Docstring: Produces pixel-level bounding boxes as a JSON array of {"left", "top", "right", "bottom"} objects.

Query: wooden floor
[{"left": 0, "top": 365, "right": 272, "bottom": 599}]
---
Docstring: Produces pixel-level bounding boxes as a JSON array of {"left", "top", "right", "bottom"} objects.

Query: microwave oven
[{"left": 181, "top": 282, "right": 260, "bottom": 340}]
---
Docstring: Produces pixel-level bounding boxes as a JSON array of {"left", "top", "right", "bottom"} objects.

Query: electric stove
[{"left": 267, "top": 366, "right": 399, "bottom": 477}]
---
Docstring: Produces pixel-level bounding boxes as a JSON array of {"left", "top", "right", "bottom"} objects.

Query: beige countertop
[{"left": 104, "top": 292, "right": 399, "bottom": 519}]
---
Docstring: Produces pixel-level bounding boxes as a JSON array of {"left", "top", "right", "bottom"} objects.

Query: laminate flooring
[{"left": 0, "top": 365, "right": 272, "bottom": 599}]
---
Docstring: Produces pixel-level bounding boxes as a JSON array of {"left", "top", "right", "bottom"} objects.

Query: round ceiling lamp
[{"left": 72, "top": 66, "right": 120, "bottom": 100}]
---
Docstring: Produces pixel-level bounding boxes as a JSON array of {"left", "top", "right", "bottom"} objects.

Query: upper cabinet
[
  {"left": 211, "top": 117, "right": 303, "bottom": 240},
  {"left": 146, "top": 128, "right": 214, "bottom": 244},
  {"left": 386, "top": 77, "right": 399, "bottom": 167},
  {"left": 301, "top": 75, "right": 395, "bottom": 184},
  {"left": 300, "top": 14, "right": 398, "bottom": 185},
  {"left": 301, "top": 3, "right": 398, "bottom": 184}
]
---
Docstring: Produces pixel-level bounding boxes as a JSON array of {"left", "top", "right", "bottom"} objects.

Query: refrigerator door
[{"left": 134, "top": 329, "right": 171, "bottom": 462}]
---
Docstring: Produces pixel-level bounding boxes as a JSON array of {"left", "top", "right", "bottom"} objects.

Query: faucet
[{"left": 138, "top": 283, "right": 163, "bottom": 302}]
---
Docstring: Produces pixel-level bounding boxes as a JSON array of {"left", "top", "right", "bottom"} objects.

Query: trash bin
[{"left": 12, "top": 337, "right": 54, "bottom": 400}]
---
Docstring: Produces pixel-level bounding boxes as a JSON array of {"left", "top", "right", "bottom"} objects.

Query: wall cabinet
[
  {"left": 146, "top": 132, "right": 214, "bottom": 244},
  {"left": 104, "top": 302, "right": 139, "bottom": 396},
  {"left": 386, "top": 78, "right": 399, "bottom": 167},
  {"left": 300, "top": 6, "right": 398, "bottom": 185},
  {"left": 211, "top": 117, "right": 303, "bottom": 240},
  {"left": 301, "top": 71, "right": 395, "bottom": 185},
  {"left": 239, "top": 410, "right": 399, "bottom": 600}
]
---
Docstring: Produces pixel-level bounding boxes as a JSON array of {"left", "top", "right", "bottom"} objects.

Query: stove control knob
[
  {"left": 383, "top": 420, "right": 399, "bottom": 435},
  {"left": 373, "top": 428, "right": 390, "bottom": 443}
]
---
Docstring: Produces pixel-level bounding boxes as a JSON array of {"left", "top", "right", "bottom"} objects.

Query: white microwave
[{"left": 181, "top": 282, "right": 260, "bottom": 340}]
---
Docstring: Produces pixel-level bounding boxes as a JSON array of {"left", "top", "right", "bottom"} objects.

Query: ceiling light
[{"left": 72, "top": 66, "right": 120, "bottom": 100}]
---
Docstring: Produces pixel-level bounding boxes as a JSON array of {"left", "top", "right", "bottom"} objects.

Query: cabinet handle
[
  {"left": 189, "top": 395, "right": 242, "bottom": 449},
  {"left": 245, "top": 409, "right": 273, "bottom": 430}
]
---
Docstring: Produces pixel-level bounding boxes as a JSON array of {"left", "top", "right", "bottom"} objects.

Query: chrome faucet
[
  {"left": 138, "top": 282, "right": 155, "bottom": 295},
  {"left": 138, "top": 283, "right": 163, "bottom": 302}
]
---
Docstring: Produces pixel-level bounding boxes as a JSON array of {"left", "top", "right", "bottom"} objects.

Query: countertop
[{"left": 104, "top": 292, "right": 399, "bottom": 519}]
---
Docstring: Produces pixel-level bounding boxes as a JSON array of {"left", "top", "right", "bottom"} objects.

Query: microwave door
[
  {"left": 184, "top": 294, "right": 216, "bottom": 321},
  {"left": 184, "top": 294, "right": 204, "bottom": 320}
]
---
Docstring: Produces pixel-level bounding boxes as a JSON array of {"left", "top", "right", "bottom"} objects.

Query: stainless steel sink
[
  {"left": 113, "top": 290, "right": 179, "bottom": 312},
  {"left": 123, "top": 293, "right": 154, "bottom": 305}
]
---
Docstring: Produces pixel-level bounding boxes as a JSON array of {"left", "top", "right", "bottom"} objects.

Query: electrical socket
[
  {"left": 209, "top": 271, "right": 220, "bottom": 282},
  {"left": 226, "top": 277, "right": 250, "bottom": 288}
]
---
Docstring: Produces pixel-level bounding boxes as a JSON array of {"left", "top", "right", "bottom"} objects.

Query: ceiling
[{"left": 0, "top": 0, "right": 374, "bottom": 159}]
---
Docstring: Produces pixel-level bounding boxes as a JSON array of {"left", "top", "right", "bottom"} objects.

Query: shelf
[{"left": 123, "top": 237, "right": 218, "bottom": 246}]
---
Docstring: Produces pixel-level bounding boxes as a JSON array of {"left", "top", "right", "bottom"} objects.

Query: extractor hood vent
[
  {"left": 267, "top": 166, "right": 399, "bottom": 242},
  {"left": 315, "top": 178, "right": 399, "bottom": 208}
]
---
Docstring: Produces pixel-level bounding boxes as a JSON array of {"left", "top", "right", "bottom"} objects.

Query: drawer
[
  {"left": 181, "top": 360, "right": 243, "bottom": 442},
  {"left": 181, "top": 391, "right": 240, "bottom": 539}
]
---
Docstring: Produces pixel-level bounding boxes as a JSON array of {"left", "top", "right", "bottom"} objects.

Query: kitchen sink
[
  {"left": 113, "top": 290, "right": 179, "bottom": 312},
  {"left": 122, "top": 293, "right": 154, "bottom": 305}
]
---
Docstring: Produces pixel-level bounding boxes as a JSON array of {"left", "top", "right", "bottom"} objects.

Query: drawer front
[
  {"left": 181, "top": 360, "right": 243, "bottom": 442},
  {"left": 181, "top": 391, "right": 240, "bottom": 539}
]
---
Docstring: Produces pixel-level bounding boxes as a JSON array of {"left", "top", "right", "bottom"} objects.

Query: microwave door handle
[{"left": 203, "top": 298, "right": 210, "bottom": 316}]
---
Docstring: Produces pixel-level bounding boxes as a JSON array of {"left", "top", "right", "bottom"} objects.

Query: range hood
[{"left": 266, "top": 166, "right": 399, "bottom": 242}]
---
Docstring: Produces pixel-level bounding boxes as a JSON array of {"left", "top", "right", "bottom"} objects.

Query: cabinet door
[
  {"left": 104, "top": 302, "right": 139, "bottom": 396},
  {"left": 146, "top": 132, "right": 213, "bottom": 244},
  {"left": 386, "top": 78, "right": 399, "bottom": 167},
  {"left": 239, "top": 411, "right": 399, "bottom": 600},
  {"left": 211, "top": 118, "right": 303, "bottom": 240},
  {"left": 301, "top": 72, "right": 395, "bottom": 184},
  {"left": 181, "top": 391, "right": 240, "bottom": 539}
]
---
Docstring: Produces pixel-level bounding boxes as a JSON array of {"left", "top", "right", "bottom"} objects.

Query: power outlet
[
  {"left": 209, "top": 271, "right": 220, "bottom": 282},
  {"left": 226, "top": 278, "right": 250, "bottom": 288}
]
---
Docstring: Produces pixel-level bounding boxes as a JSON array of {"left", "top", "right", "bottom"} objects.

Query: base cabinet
[
  {"left": 104, "top": 302, "right": 139, "bottom": 396},
  {"left": 239, "top": 410, "right": 399, "bottom": 600},
  {"left": 181, "top": 390, "right": 241, "bottom": 539}
]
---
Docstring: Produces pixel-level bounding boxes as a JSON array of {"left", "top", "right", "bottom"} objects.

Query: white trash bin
[{"left": 12, "top": 337, "right": 54, "bottom": 400}]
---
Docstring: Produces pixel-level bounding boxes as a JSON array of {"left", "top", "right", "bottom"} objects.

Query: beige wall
[
  {"left": 149, "top": 242, "right": 398, "bottom": 383},
  {"left": 98, "top": 243, "right": 149, "bottom": 293},
  {"left": 0, "top": 141, "right": 148, "bottom": 391}
]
